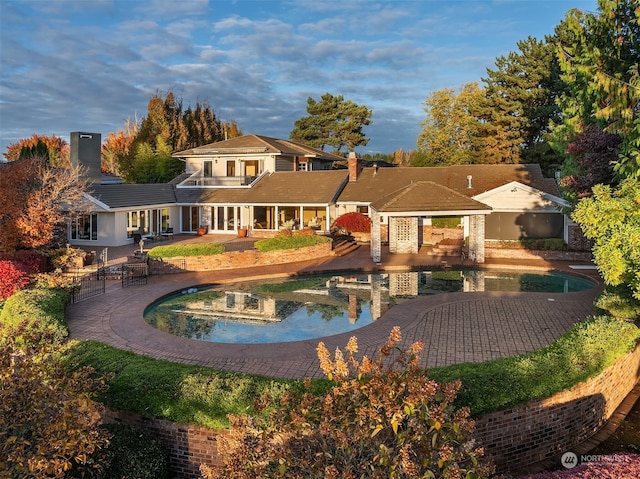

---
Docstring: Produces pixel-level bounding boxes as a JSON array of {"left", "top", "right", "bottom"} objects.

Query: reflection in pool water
[{"left": 144, "top": 269, "right": 595, "bottom": 344}]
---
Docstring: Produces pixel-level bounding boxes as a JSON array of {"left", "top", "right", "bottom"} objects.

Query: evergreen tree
[
  {"left": 477, "top": 36, "right": 564, "bottom": 172},
  {"left": 555, "top": 0, "right": 640, "bottom": 178},
  {"left": 290, "top": 93, "right": 371, "bottom": 153}
]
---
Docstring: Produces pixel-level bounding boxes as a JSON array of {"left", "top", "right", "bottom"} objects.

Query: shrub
[
  {"left": 0, "top": 338, "right": 110, "bottom": 478},
  {"left": 332, "top": 211, "right": 371, "bottom": 233},
  {"left": 432, "top": 216, "right": 462, "bottom": 228},
  {"left": 595, "top": 285, "right": 640, "bottom": 320},
  {"left": 148, "top": 243, "right": 225, "bottom": 258},
  {"left": 254, "top": 234, "right": 330, "bottom": 252},
  {"left": 204, "top": 327, "right": 494, "bottom": 479},
  {"left": 0, "top": 259, "right": 30, "bottom": 300},
  {"left": 100, "top": 423, "right": 171, "bottom": 479},
  {"left": 0, "top": 287, "right": 70, "bottom": 347}
]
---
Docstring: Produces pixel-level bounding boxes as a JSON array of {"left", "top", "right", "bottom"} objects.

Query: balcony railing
[{"left": 180, "top": 175, "right": 257, "bottom": 187}]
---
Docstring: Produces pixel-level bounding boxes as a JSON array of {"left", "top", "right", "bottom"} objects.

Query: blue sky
[{"left": 0, "top": 0, "right": 597, "bottom": 157}]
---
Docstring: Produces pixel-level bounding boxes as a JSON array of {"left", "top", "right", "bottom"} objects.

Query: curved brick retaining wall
[
  {"left": 148, "top": 241, "right": 332, "bottom": 273},
  {"left": 104, "top": 345, "right": 640, "bottom": 478}
]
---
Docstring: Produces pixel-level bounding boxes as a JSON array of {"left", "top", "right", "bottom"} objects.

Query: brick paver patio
[{"left": 67, "top": 238, "right": 601, "bottom": 379}]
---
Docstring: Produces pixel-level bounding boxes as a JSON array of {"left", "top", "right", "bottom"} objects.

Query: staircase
[{"left": 332, "top": 238, "right": 360, "bottom": 256}]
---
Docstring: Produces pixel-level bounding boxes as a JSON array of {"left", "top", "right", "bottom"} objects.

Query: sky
[{"left": 0, "top": 0, "right": 598, "bottom": 157}]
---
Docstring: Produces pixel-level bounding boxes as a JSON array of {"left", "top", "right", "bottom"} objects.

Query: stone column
[
  {"left": 371, "top": 210, "right": 381, "bottom": 263},
  {"left": 468, "top": 214, "right": 485, "bottom": 263}
]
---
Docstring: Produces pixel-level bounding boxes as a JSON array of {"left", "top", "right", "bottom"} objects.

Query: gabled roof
[
  {"left": 175, "top": 170, "right": 348, "bottom": 205},
  {"left": 173, "top": 134, "right": 344, "bottom": 161},
  {"left": 370, "top": 181, "right": 492, "bottom": 214},
  {"left": 337, "top": 164, "right": 559, "bottom": 203},
  {"left": 86, "top": 184, "right": 177, "bottom": 209}
]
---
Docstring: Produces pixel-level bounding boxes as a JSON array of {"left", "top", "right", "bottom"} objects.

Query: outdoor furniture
[
  {"left": 133, "top": 232, "right": 142, "bottom": 243},
  {"left": 161, "top": 227, "right": 174, "bottom": 239}
]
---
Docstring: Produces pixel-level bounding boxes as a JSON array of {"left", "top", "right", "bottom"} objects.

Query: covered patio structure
[{"left": 368, "top": 181, "right": 492, "bottom": 264}]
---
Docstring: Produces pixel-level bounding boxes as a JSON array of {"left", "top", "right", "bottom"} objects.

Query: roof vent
[{"left": 467, "top": 175, "right": 473, "bottom": 189}]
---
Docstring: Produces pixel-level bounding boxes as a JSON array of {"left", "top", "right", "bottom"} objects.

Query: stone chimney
[
  {"left": 348, "top": 152, "right": 361, "bottom": 182},
  {"left": 70, "top": 132, "right": 102, "bottom": 184}
]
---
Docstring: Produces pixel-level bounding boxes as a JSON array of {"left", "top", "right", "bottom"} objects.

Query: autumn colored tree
[
  {"left": 0, "top": 337, "right": 110, "bottom": 478},
  {"left": 290, "top": 93, "right": 372, "bottom": 153},
  {"left": 0, "top": 156, "right": 88, "bottom": 252},
  {"left": 203, "top": 327, "right": 493, "bottom": 479},
  {"left": 560, "top": 124, "right": 622, "bottom": 200},
  {"left": 3, "top": 134, "right": 70, "bottom": 167},
  {"left": 102, "top": 118, "right": 140, "bottom": 175},
  {"left": 417, "top": 82, "right": 484, "bottom": 165}
]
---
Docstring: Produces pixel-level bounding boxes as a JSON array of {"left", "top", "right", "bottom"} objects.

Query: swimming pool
[{"left": 144, "top": 269, "right": 596, "bottom": 344}]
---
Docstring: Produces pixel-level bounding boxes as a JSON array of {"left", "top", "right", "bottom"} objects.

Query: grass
[
  {"left": 254, "top": 235, "right": 330, "bottom": 252},
  {"left": 429, "top": 316, "right": 640, "bottom": 416},
  {"left": 57, "top": 315, "right": 640, "bottom": 429},
  {"left": 58, "top": 340, "right": 331, "bottom": 430},
  {"left": 147, "top": 243, "right": 225, "bottom": 258}
]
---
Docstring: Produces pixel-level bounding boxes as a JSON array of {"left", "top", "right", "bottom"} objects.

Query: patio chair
[{"left": 161, "top": 227, "right": 174, "bottom": 239}]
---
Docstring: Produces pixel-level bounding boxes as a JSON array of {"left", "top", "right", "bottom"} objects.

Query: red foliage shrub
[
  {"left": 0, "top": 260, "right": 30, "bottom": 300},
  {"left": 333, "top": 212, "right": 371, "bottom": 233},
  {"left": 0, "top": 250, "right": 47, "bottom": 274}
]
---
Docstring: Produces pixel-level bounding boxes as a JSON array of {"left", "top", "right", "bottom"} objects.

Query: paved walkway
[{"left": 67, "top": 238, "right": 602, "bottom": 379}]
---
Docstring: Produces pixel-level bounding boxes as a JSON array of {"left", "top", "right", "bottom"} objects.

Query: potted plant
[
  {"left": 237, "top": 226, "right": 248, "bottom": 238},
  {"left": 197, "top": 225, "right": 208, "bottom": 236}
]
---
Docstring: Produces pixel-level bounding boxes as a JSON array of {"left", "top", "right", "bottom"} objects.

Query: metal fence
[
  {"left": 71, "top": 269, "right": 106, "bottom": 303},
  {"left": 122, "top": 263, "right": 149, "bottom": 287}
]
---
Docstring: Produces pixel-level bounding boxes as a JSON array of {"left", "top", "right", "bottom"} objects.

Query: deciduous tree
[
  {"left": 290, "top": 93, "right": 372, "bottom": 153},
  {"left": 572, "top": 177, "right": 640, "bottom": 299},
  {"left": 3, "top": 134, "right": 70, "bottom": 167},
  {"left": 417, "top": 82, "right": 484, "bottom": 165},
  {"left": 0, "top": 156, "right": 88, "bottom": 252}
]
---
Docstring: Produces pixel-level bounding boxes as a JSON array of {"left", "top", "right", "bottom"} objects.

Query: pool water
[{"left": 144, "top": 269, "right": 595, "bottom": 344}]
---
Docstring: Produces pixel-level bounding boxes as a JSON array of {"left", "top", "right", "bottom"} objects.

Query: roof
[
  {"left": 175, "top": 170, "right": 348, "bottom": 205},
  {"left": 337, "top": 164, "right": 560, "bottom": 203},
  {"left": 87, "top": 184, "right": 177, "bottom": 209},
  {"left": 370, "top": 181, "right": 492, "bottom": 213},
  {"left": 173, "top": 134, "right": 344, "bottom": 161}
]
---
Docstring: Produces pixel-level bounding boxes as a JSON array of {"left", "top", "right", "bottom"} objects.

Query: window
[
  {"left": 127, "top": 210, "right": 149, "bottom": 238},
  {"left": 71, "top": 214, "right": 98, "bottom": 241},
  {"left": 298, "top": 161, "right": 308, "bottom": 171},
  {"left": 203, "top": 160, "right": 213, "bottom": 177},
  {"left": 227, "top": 161, "right": 236, "bottom": 177}
]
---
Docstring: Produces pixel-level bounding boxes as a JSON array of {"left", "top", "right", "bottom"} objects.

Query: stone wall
[
  {"left": 484, "top": 246, "right": 592, "bottom": 262},
  {"left": 104, "top": 345, "right": 640, "bottom": 478},
  {"left": 149, "top": 241, "right": 332, "bottom": 273}
]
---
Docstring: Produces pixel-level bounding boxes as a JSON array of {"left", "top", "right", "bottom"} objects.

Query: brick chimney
[
  {"left": 348, "top": 152, "right": 361, "bottom": 182},
  {"left": 70, "top": 132, "right": 102, "bottom": 184}
]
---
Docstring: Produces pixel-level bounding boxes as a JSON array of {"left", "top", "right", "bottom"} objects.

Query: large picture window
[{"left": 71, "top": 214, "right": 98, "bottom": 241}]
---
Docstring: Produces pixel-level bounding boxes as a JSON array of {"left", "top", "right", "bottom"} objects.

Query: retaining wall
[
  {"left": 104, "top": 345, "right": 640, "bottom": 478},
  {"left": 149, "top": 241, "right": 332, "bottom": 273}
]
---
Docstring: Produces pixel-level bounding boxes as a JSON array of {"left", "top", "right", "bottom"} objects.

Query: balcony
[{"left": 179, "top": 175, "right": 257, "bottom": 187}]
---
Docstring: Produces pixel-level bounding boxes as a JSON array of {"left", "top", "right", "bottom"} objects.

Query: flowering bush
[
  {"left": 333, "top": 211, "right": 371, "bottom": 233},
  {"left": 203, "top": 327, "right": 493, "bottom": 478}
]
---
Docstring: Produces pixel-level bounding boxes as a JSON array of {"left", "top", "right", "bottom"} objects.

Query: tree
[
  {"left": 290, "top": 93, "right": 372, "bottom": 153},
  {"left": 203, "top": 327, "right": 493, "bottom": 479},
  {"left": 572, "top": 177, "right": 640, "bottom": 299},
  {"left": 555, "top": 0, "right": 640, "bottom": 178},
  {"left": 477, "top": 36, "right": 564, "bottom": 171},
  {"left": 102, "top": 118, "right": 140, "bottom": 175},
  {"left": 3, "top": 134, "right": 70, "bottom": 167},
  {"left": 0, "top": 155, "right": 88, "bottom": 252},
  {"left": 120, "top": 91, "right": 241, "bottom": 183},
  {"left": 417, "top": 82, "right": 484, "bottom": 165},
  {"left": 0, "top": 338, "right": 110, "bottom": 478},
  {"left": 560, "top": 124, "right": 622, "bottom": 200}
]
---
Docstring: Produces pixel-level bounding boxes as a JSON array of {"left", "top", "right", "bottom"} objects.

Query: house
[{"left": 69, "top": 132, "right": 570, "bottom": 263}]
